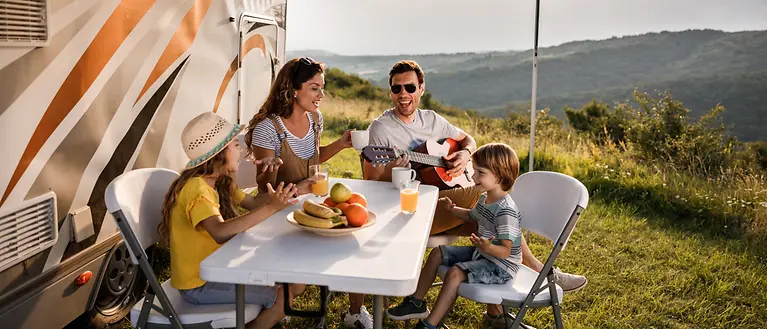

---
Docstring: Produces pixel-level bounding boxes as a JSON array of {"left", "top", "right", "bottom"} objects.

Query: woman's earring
[{"left": 293, "top": 93, "right": 297, "bottom": 98}]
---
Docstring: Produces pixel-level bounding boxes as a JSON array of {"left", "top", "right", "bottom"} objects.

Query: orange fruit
[
  {"left": 346, "top": 193, "right": 367, "bottom": 207},
  {"left": 323, "top": 197, "right": 338, "bottom": 207},
  {"left": 345, "top": 204, "right": 368, "bottom": 227},
  {"left": 336, "top": 203, "right": 350, "bottom": 212}
]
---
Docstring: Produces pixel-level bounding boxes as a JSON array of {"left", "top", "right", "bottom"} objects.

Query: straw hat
[{"left": 181, "top": 112, "right": 244, "bottom": 168}]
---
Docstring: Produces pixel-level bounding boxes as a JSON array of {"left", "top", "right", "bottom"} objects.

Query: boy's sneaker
[
  {"left": 551, "top": 267, "right": 588, "bottom": 293},
  {"left": 385, "top": 295, "right": 429, "bottom": 320},
  {"left": 344, "top": 305, "right": 373, "bottom": 329}
]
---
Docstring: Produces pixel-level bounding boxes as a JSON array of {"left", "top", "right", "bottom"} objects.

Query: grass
[{"left": 114, "top": 95, "right": 767, "bottom": 328}]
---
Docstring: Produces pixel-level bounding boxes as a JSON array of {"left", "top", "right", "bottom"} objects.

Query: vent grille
[
  {"left": 0, "top": 0, "right": 49, "bottom": 47},
  {"left": 0, "top": 191, "right": 57, "bottom": 272}
]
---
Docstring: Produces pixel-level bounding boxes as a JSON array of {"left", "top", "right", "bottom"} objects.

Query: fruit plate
[{"left": 286, "top": 211, "right": 377, "bottom": 237}]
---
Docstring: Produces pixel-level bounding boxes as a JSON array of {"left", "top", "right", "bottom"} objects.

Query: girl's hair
[
  {"left": 158, "top": 150, "right": 238, "bottom": 246},
  {"left": 471, "top": 143, "right": 520, "bottom": 191},
  {"left": 244, "top": 57, "right": 325, "bottom": 156}
]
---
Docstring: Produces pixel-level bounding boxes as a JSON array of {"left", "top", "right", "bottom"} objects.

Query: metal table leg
[
  {"left": 236, "top": 284, "right": 245, "bottom": 329},
  {"left": 373, "top": 295, "right": 384, "bottom": 329}
]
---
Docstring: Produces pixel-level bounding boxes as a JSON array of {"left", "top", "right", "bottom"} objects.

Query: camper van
[{"left": 0, "top": 0, "right": 286, "bottom": 328}]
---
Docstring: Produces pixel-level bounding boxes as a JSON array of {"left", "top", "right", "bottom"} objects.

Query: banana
[
  {"left": 293, "top": 210, "right": 336, "bottom": 228},
  {"left": 303, "top": 200, "right": 337, "bottom": 219},
  {"left": 293, "top": 210, "right": 348, "bottom": 229}
]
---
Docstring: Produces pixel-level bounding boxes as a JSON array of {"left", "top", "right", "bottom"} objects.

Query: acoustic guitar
[{"left": 361, "top": 138, "right": 475, "bottom": 190}]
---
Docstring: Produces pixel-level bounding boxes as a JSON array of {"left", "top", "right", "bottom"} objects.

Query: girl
[
  {"left": 386, "top": 143, "right": 523, "bottom": 329},
  {"left": 160, "top": 111, "right": 304, "bottom": 329}
]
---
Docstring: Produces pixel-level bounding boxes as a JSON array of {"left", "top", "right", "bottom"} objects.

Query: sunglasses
[
  {"left": 292, "top": 57, "right": 317, "bottom": 80},
  {"left": 298, "top": 57, "right": 316, "bottom": 66},
  {"left": 390, "top": 83, "right": 418, "bottom": 94}
]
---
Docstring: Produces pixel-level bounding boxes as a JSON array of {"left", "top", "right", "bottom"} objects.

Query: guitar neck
[{"left": 398, "top": 149, "right": 447, "bottom": 168}]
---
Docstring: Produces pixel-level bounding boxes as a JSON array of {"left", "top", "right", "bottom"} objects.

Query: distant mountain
[{"left": 291, "top": 29, "right": 767, "bottom": 141}]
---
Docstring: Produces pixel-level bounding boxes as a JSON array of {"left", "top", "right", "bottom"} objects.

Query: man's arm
[{"left": 363, "top": 121, "right": 412, "bottom": 181}]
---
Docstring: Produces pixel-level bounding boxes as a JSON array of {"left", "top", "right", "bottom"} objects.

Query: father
[{"left": 363, "top": 60, "right": 587, "bottom": 327}]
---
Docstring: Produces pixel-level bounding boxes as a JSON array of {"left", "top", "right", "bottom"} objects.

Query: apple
[{"left": 330, "top": 182, "right": 352, "bottom": 203}]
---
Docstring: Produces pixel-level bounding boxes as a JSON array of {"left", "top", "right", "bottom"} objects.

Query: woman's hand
[
  {"left": 296, "top": 177, "right": 317, "bottom": 196},
  {"left": 339, "top": 130, "right": 354, "bottom": 149},
  {"left": 254, "top": 156, "right": 283, "bottom": 173},
  {"left": 266, "top": 182, "right": 298, "bottom": 210}
]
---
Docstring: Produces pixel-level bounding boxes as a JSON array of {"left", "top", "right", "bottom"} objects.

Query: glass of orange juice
[
  {"left": 309, "top": 164, "right": 329, "bottom": 197},
  {"left": 399, "top": 180, "right": 420, "bottom": 214}
]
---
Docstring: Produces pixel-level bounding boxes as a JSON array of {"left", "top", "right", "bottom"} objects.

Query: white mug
[
  {"left": 351, "top": 130, "right": 369, "bottom": 151},
  {"left": 392, "top": 167, "right": 416, "bottom": 188}
]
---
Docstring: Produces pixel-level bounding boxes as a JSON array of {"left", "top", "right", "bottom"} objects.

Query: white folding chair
[
  {"left": 105, "top": 168, "right": 262, "bottom": 329},
  {"left": 437, "top": 171, "right": 589, "bottom": 329}
]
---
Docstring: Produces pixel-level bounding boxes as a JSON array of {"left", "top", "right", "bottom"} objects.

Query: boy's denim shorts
[
  {"left": 439, "top": 245, "right": 511, "bottom": 285},
  {"left": 180, "top": 281, "right": 278, "bottom": 308}
]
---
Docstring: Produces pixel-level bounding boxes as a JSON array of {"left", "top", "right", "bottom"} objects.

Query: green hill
[{"left": 292, "top": 29, "right": 767, "bottom": 141}]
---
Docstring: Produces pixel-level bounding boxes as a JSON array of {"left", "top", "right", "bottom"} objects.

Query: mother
[
  {"left": 244, "top": 57, "right": 371, "bottom": 328},
  {"left": 245, "top": 57, "right": 353, "bottom": 195}
]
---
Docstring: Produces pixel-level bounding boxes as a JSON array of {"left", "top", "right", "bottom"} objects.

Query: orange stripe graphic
[
  {"left": 2, "top": 0, "right": 156, "bottom": 206},
  {"left": 135, "top": 0, "right": 213, "bottom": 103},
  {"left": 212, "top": 34, "right": 266, "bottom": 113}
]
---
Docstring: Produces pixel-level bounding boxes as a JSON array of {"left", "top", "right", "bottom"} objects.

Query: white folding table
[{"left": 200, "top": 178, "right": 439, "bottom": 329}]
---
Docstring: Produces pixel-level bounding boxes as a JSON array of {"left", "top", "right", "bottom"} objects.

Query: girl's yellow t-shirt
[{"left": 169, "top": 177, "right": 246, "bottom": 290}]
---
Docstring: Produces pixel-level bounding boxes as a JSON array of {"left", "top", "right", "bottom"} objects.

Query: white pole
[{"left": 529, "top": 0, "right": 540, "bottom": 172}]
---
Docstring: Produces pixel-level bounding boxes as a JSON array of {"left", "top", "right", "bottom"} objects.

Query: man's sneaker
[
  {"left": 481, "top": 312, "right": 537, "bottom": 329},
  {"left": 551, "top": 267, "right": 588, "bottom": 293},
  {"left": 344, "top": 305, "right": 373, "bottom": 329},
  {"left": 413, "top": 319, "right": 444, "bottom": 329},
  {"left": 385, "top": 295, "right": 429, "bottom": 320}
]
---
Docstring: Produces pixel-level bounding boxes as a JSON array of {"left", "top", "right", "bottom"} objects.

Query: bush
[
  {"left": 627, "top": 90, "right": 738, "bottom": 176},
  {"left": 564, "top": 100, "right": 631, "bottom": 145},
  {"left": 505, "top": 108, "right": 563, "bottom": 135},
  {"left": 564, "top": 90, "right": 751, "bottom": 177},
  {"left": 750, "top": 142, "right": 767, "bottom": 170}
]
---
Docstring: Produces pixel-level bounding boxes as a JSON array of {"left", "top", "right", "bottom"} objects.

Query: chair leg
[
  {"left": 549, "top": 281, "right": 563, "bottom": 329},
  {"left": 135, "top": 292, "right": 155, "bottom": 329},
  {"left": 502, "top": 305, "right": 511, "bottom": 329},
  {"left": 509, "top": 304, "right": 529, "bottom": 329}
]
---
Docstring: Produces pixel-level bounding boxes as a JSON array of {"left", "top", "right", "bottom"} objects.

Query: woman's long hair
[
  {"left": 244, "top": 57, "right": 324, "bottom": 157},
  {"left": 158, "top": 151, "right": 238, "bottom": 246}
]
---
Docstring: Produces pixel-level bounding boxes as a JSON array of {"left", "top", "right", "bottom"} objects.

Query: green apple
[{"left": 330, "top": 182, "right": 352, "bottom": 203}]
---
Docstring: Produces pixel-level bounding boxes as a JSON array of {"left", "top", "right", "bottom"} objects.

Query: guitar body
[
  {"left": 360, "top": 138, "right": 475, "bottom": 190},
  {"left": 412, "top": 139, "right": 475, "bottom": 190}
]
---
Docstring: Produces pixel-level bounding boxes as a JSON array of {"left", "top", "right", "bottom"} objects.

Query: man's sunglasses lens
[{"left": 391, "top": 84, "right": 417, "bottom": 94}]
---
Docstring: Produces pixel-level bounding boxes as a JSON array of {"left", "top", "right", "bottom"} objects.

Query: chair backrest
[
  {"left": 105, "top": 168, "right": 179, "bottom": 264},
  {"left": 511, "top": 171, "right": 589, "bottom": 250}
]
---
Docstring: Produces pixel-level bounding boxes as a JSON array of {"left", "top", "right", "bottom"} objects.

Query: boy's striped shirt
[{"left": 468, "top": 193, "right": 523, "bottom": 277}]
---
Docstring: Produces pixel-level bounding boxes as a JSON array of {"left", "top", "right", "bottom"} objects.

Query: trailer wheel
[{"left": 70, "top": 241, "right": 149, "bottom": 328}]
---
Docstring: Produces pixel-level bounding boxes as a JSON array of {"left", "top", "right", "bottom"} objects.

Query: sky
[{"left": 284, "top": 0, "right": 767, "bottom": 55}]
